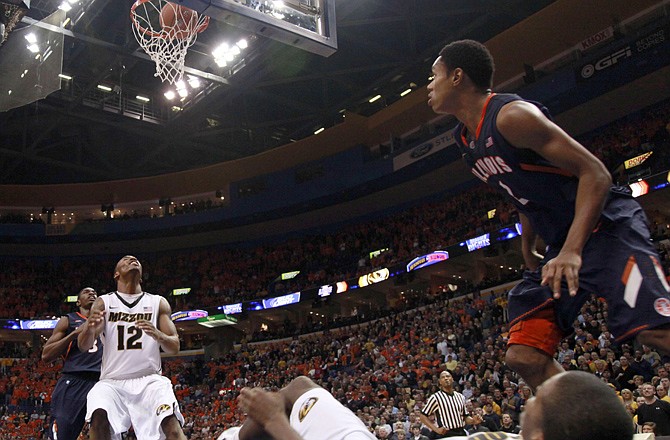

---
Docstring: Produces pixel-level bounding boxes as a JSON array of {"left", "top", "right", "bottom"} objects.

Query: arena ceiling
[{"left": 0, "top": 0, "right": 555, "bottom": 185}]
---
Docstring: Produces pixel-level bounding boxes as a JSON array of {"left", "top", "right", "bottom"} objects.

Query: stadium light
[{"left": 187, "top": 76, "right": 201, "bottom": 88}]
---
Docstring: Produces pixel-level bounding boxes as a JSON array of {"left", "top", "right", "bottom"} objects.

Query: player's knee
[
  {"left": 90, "top": 409, "right": 109, "bottom": 427},
  {"left": 638, "top": 326, "right": 670, "bottom": 352},
  {"left": 505, "top": 345, "right": 545, "bottom": 373},
  {"left": 161, "top": 415, "right": 185, "bottom": 440}
]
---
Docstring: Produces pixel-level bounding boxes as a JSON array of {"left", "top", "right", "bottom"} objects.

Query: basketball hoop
[{"left": 130, "top": 0, "right": 209, "bottom": 84}]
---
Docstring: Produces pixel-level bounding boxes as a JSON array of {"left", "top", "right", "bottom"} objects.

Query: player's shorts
[
  {"left": 508, "top": 308, "right": 564, "bottom": 356},
  {"left": 50, "top": 372, "right": 98, "bottom": 440},
  {"left": 85, "top": 374, "right": 184, "bottom": 440},
  {"left": 289, "top": 387, "right": 376, "bottom": 440},
  {"left": 508, "top": 196, "right": 670, "bottom": 352}
]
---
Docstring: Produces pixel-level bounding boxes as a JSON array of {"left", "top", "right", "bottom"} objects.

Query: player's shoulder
[
  {"left": 144, "top": 292, "right": 169, "bottom": 303},
  {"left": 142, "top": 291, "right": 163, "bottom": 299}
]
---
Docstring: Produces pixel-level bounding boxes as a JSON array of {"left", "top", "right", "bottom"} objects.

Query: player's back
[{"left": 99, "top": 292, "right": 162, "bottom": 380}]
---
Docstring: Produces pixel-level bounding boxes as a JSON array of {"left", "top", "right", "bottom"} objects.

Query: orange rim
[{"left": 130, "top": 0, "right": 210, "bottom": 39}]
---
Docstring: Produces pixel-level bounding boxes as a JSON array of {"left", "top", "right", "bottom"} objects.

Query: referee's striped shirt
[{"left": 420, "top": 389, "right": 468, "bottom": 430}]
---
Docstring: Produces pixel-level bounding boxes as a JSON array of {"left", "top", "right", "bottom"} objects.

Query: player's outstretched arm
[
  {"left": 135, "top": 297, "right": 180, "bottom": 354},
  {"left": 497, "top": 100, "right": 611, "bottom": 298},
  {"left": 78, "top": 297, "right": 105, "bottom": 351}
]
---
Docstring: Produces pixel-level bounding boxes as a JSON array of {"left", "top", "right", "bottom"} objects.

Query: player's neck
[
  {"left": 458, "top": 91, "right": 493, "bottom": 138},
  {"left": 116, "top": 278, "right": 142, "bottom": 295}
]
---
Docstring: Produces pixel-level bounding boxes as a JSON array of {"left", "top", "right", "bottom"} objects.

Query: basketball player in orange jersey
[
  {"left": 427, "top": 39, "right": 670, "bottom": 390},
  {"left": 78, "top": 255, "right": 185, "bottom": 440}
]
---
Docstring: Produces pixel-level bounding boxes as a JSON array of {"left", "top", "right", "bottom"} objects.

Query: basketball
[{"left": 159, "top": 2, "right": 196, "bottom": 39}]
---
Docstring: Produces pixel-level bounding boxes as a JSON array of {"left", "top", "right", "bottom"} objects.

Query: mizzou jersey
[
  {"left": 99, "top": 292, "right": 162, "bottom": 380},
  {"left": 62, "top": 312, "right": 103, "bottom": 374},
  {"left": 453, "top": 93, "right": 631, "bottom": 247}
]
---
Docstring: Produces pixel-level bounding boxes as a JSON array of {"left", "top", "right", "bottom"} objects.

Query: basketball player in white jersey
[
  {"left": 78, "top": 255, "right": 186, "bottom": 440},
  {"left": 219, "top": 376, "right": 376, "bottom": 440}
]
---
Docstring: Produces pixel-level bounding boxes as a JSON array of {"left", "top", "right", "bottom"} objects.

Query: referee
[{"left": 419, "top": 370, "right": 472, "bottom": 438}]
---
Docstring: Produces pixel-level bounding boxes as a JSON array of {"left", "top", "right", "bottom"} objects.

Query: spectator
[
  {"left": 636, "top": 382, "right": 670, "bottom": 435},
  {"left": 499, "top": 413, "right": 520, "bottom": 434}
]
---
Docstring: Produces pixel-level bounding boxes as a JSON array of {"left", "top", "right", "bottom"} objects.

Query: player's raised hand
[
  {"left": 86, "top": 309, "right": 105, "bottom": 332},
  {"left": 541, "top": 251, "right": 581, "bottom": 299}
]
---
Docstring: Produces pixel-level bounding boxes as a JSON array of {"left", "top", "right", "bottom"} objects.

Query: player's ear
[{"left": 452, "top": 67, "right": 463, "bottom": 85}]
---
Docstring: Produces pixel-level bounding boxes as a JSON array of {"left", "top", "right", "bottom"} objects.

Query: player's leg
[
  {"left": 505, "top": 308, "right": 565, "bottom": 390},
  {"left": 505, "top": 259, "right": 580, "bottom": 391},
  {"left": 637, "top": 325, "right": 670, "bottom": 352},
  {"left": 127, "top": 375, "right": 185, "bottom": 440},
  {"left": 50, "top": 375, "right": 95, "bottom": 440},
  {"left": 52, "top": 403, "right": 88, "bottom": 440},
  {"left": 160, "top": 415, "right": 186, "bottom": 440},
  {"left": 586, "top": 203, "right": 670, "bottom": 352},
  {"left": 90, "top": 409, "right": 113, "bottom": 440},
  {"left": 86, "top": 380, "right": 130, "bottom": 440}
]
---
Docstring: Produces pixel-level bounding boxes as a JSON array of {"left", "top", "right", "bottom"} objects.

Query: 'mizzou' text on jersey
[
  {"left": 108, "top": 312, "right": 153, "bottom": 322},
  {"left": 471, "top": 155, "right": 513, "bottom": 183}
]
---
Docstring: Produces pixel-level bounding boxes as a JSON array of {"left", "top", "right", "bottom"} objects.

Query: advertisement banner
[
  {"left": 578, "top": 26, "right": 614, "bottom": 52},
  {"left": 406, "top": 251, "right": 449, "bottom": 272},
  {"left": 262, "top": 292, "right": 301, "bottom": 309},
  {"left": 393, "top": 130, "right": 455, "bottom": 171},
  {"left": 578, "top": 24, "right": 668, "bottom": 82},
  {"left": 171, "top": 310, "right": 208, "bottom": 322},
  {"left": 624, "top": 152, "right": 653, "bottom": 170}
]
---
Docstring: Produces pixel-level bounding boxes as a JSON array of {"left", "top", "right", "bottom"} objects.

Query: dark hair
[
  {"left": 77, "top": 287, "right": 94, "bottom": 299},
  {"left": 541, "top": 372, "right": 633, "bottom": 440},
  {"left": 438, "top": 40, "right": 494, "bottom": 91}
]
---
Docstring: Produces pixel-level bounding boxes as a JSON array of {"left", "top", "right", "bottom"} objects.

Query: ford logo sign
[{"left": 410, "top": 143, "right": 433, "bottom": 158}]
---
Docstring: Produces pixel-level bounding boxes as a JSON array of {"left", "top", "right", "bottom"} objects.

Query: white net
[{"left": 130, "top": 0, "right": 209, "bottom": 84}]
